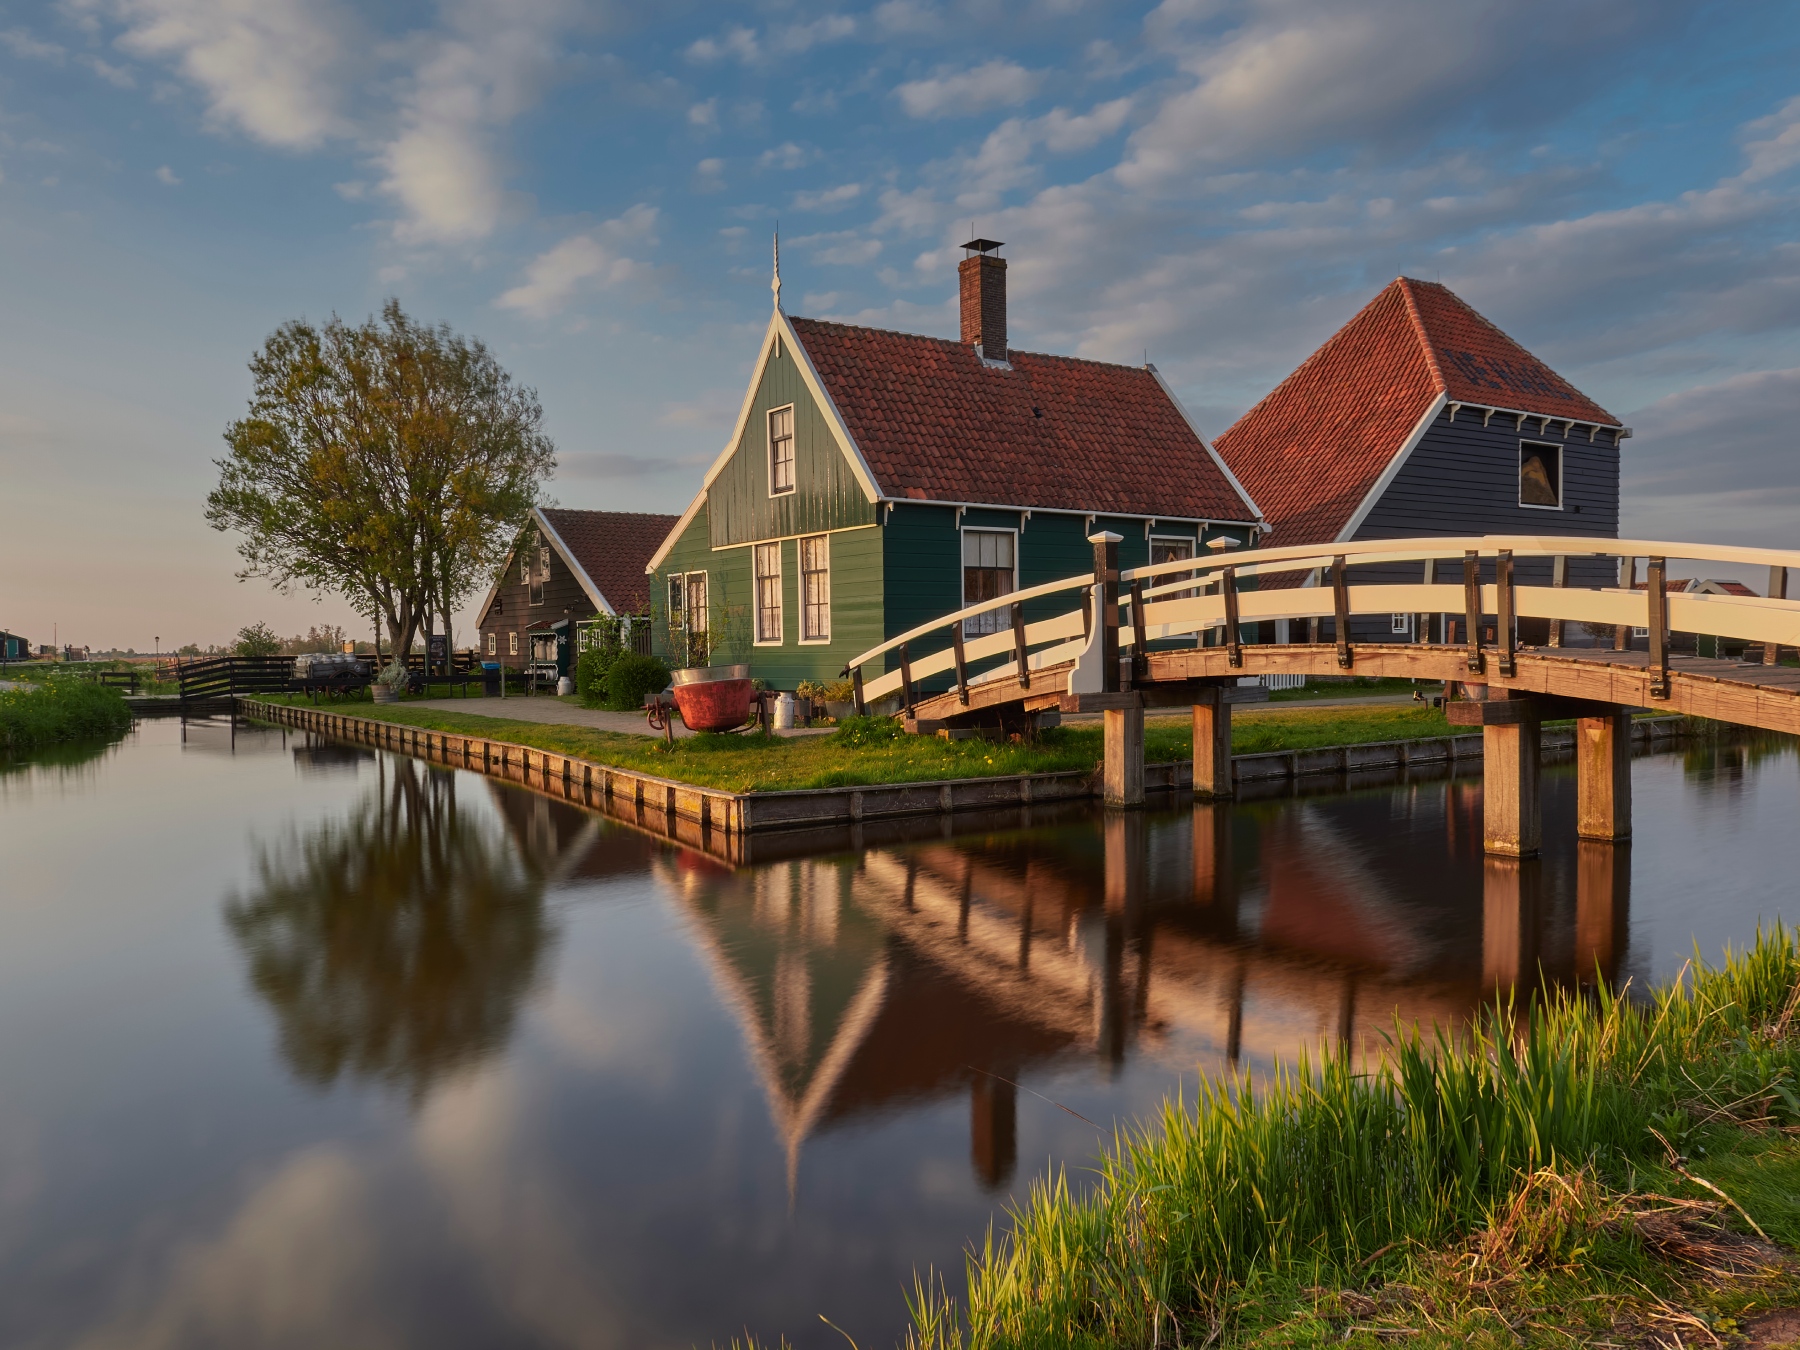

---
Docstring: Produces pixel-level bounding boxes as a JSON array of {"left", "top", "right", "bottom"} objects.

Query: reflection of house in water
[{"left": 657, "top": 779, "right": 1633, "bottom": 1195}]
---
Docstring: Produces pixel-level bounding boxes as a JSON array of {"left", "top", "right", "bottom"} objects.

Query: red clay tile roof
[
  {"left": 787, "top": 316, "right": 1259, "bottom": 522},
  {"left": 539, "top": 508, "right": 678, "bottom": 614},
  {"left": 1213, "top": 278, "right": 1620, "bottom": 548}
]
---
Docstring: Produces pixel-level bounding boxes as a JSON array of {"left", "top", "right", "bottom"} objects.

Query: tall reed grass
[
  {"left": 907, "top": 931, "right": 1800, "bottom": 1348},
  {"left": 0, "top": 678, "right": 133, "bottom": 752}
]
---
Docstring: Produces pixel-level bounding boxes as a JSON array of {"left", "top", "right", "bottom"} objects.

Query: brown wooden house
[{"left": 474, "top": 507, "right": 678, "bottom": 674}]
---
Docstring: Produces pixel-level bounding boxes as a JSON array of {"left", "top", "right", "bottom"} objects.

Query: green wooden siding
[{"left": 707, "top": 337, "right": 878, "bottom": 548}]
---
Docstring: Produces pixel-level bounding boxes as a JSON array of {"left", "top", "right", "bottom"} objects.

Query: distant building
[
  {"left": 473, "top": 507, "right": 679, "bottom": 676},
  {"left": 1214, "top": 278, "right": 1628, "bottom": 641},
  {"left": 0, "top": 631, "right": 28, "bottom": 661}
]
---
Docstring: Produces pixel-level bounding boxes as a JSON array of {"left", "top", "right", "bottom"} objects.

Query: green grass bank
[
  {"left": 0, "top": 679, "right": 133, "bottom": 753},
  {"left": 250, "top": 695, "right": 1464, "bottom": 793},
  {"left": 892, "top": 931, "right": 1800, "bottom": 1349}
]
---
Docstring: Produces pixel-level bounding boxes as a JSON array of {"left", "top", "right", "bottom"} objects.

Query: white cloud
[
  {"left": 1037, "top": 98, "right": 1132, "bottom": 153},
  {"left": 793, "top": 229, "right": 881, "bottom": 265},
  {"left": 694, "top": 156, "right": 725, "bottom": 192},
  {"left": 687, "top": 97, "right": 718, "bottom": 131},
  {"left": 101, "top": 0, "right": 354, "bottom": 150},
  {"left": 896, "top": 59, "right": 1040, "bottom": 119},
  {"left": 83, "top": 54, "right": 136, "bottom": 86},
  {"left": 686, "top": 15, "right": 854, "bottom": 65},
  {"left": 0, "top": 28, "right": 67, "bottom": 63},
  {"left": 758, "top": 140, "right": 813, "bottom": 170},
  {"left": 792, "top": 182, "right": 861, "bottom": 211},
  {"left": 873, "top": 0, "right": 941, "bottom": 35},
  {"left": 496, "top": 204, "right": 659, "bottom": 319},
  {"left": 154, "top": 163, "right": 180, "bottom": 184},
  {"left": 1740, "top": 95, "right": 1800, "bottom": 185},
  {"left": 685, "top": 25, "right": 758, "bottom": 63}
]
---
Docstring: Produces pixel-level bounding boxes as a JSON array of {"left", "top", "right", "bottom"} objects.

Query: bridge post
[
  {"left": 1768, "top": 566, "right": 1788, "bottom": 665},
  {"left": 1191, "top": 687, "right": 1232, "bottom": 799},
  {"left": 1482, "top": 712, "right": 1541, "bottom": 857},
  {"left": 1103, "top": 705, "right": 1145, "bottom": 808},
  {"left": 1575, "top": 839, "right": 1630, "bottom": 987},
  {"left": 1482, "top": 855, "right": 1543, "bottom": 992},
  {"left": 1090, "top": 531, "right": 1122, "bottom": 692},
  {"left": 1576, "top": 710, "right": 1632, "bottom": 841}
]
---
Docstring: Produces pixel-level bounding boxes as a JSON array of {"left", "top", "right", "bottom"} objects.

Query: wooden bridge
[{"left": 843, "top": 533, "right": 1800, "bottom": 857}]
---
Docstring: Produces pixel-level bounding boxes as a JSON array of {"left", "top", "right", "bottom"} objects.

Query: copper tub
[{"left": 668, "top": 664, "right": 756, "bottom": 732}]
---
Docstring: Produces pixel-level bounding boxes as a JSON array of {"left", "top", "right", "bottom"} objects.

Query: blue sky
[{"left": 2, "top": 0, "right": 1797, "bottom": 649}]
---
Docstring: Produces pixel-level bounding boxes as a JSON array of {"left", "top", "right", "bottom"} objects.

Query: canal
[{"left": 0, "top": 716, "right": 1795, "bottom": 1349}]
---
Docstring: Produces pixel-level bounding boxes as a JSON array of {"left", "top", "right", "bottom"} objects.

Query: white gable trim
[
  {"left": 535, "top": 508, "right": 616, "bottom": 616},
  {"left": 1334, "top": 393, "right": 1449, "bottom": 543},
  {"left": 1145, "top": 364, "right": 1268, "bottom": 532},
  {"left": 645, "top": 311, "right": 883, "bottom": 575}
]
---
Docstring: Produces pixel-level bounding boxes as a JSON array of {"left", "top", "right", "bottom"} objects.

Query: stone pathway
[{"left": 403, "top": 694, "right": 832, "bottom": 739}]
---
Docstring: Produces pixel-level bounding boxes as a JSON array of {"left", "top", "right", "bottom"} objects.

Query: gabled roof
[
  {"left": 1213, "top": 278, "right": 1622, "bottom": 547},
  {"left": 537, "top": 508, "right": 677, "bottom": 615},
  {"left": 786, "top": 316, "right": 1261, "bottom": 523}
]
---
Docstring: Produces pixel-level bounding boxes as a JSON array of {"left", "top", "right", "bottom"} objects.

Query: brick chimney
[{"left": 958, "top": 238, "right": 1006, "bottom": 362}]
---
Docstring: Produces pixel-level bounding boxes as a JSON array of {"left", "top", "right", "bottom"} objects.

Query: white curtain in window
[
  {"left": 800, "top": 535, "right": 830, "bottom": 641},
  {"left": 755, "top": 543, "right": 783, "bottom": 642}
]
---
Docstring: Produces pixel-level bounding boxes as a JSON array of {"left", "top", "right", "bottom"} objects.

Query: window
[
  {"left": 529, "top": 543, "right": 549, "bottom": 605},
  {"left": 755, "top": 542, "right": 783, "bottom": 643},
  {"left": 667, "top": 575, "right": 685, "bottom": 631},
  {"left": 1520, "top": 441, "right": 1562, "bottom": 509},
  {"left": 962, "top": 529, "right": 1016, "bottom": 635},
  {"left": 487, "top": 632, "right": 496, "bottom": 655},
  {"left": 769, "top": 405, "right": 795, "bottom": 495},
  {"left": 1391, "top": 613, "right": 1412, "bottom": 634},
  {"left": 685, "top": 573, "right": 708, "bottom": 639},
  {"left": 509, "top": 631, "right": 519, "bottom": 656},
  {"left": 1149, "top": 535, "right": 1197, "bottom": 599},
  {"left": 800, "top": 535, "right": 830, "bottom": 642}
]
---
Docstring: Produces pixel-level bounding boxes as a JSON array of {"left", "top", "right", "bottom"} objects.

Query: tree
[
  {"left": 206, "top": 301, "right": 555, "bottom": 658},
  {"left": 234, "top": 621, "right": 282, "bottom": 656}
]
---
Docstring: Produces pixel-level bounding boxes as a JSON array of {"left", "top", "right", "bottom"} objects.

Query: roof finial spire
[{"left": 772, "top": 226, "right": 782, "bottom": 311}]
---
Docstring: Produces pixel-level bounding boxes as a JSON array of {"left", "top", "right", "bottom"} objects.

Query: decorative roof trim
[
  {"left": 1335, "top": 392, "right": 1449, "bottom": 544},
  {"left": 1447, "top": 397, "right": 1627, "bottom": 439},
  {"left": 535, "top": 507, "right": 615, "bottom": 616},
  {"left": 1145, "top": 363, "right": 1268, "bottom": 531},
  {"left": 886, "top": 495, "right": 1260, "bottom": 527},
  {"left": 646, "top": 310, "right": 883, "bottom": 575}
]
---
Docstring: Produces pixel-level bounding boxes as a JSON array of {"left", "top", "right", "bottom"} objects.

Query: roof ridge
[
  {"left": 788, "top": 314, "right": 1156, "bottom": 375},
  {"left": 1394, "top": 278, "right": 1450, "bottom": 396}
]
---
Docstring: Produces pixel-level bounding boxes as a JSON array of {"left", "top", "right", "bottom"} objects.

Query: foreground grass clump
[
  {"left": 247, "top": 696, "right": 1461, "bottom": 793},
  {"left": 904, "top": 931, "right": 1800, "bottom": 1348},
  {"left": 0, "top": 678, "right": 133, "bottom": 752}
]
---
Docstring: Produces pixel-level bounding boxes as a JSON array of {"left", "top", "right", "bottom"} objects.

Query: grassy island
[
  {"left": 0, "top": 679, "right": 133, "bottom": 753},
  {"left": 249, "top": 695, "right": 1464, "bottom": 794},
  {"left": 895, "top": 932, "right": 1800, "bottom": 1349}
]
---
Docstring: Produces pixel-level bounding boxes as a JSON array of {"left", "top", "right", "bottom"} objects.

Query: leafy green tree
[
  {"left": 234, "top": 621, "right": 282, "bottom": 656},
  {"left": 206, "top": 300, "right": 555, "bottom": 658}
]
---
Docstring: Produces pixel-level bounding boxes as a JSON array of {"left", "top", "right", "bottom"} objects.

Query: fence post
[
  {"left": 1614, "top": 556, "right": 1634, "bottom": 651},
  {"left": 1463, "top": 550, "right": 1485, "bottom": 675},
  {"left": 1549, "top": 555, "right": 1567, "bottom": 648},
  {"left": 1768, "top": 566, "right": 1788, "bottom": 666},
  {"left": 1332, "top": 556, "right": 1352, "bottom": 669},
  {"left": 900, "top": 642, "right": 915, "bottom": 715},
  {"left": 951, "top": 625, "right": 969, "bottom": 706},
  {"left": 1011, "top": 602, "right": 1031, "bottom": 689},
  {"left": 1223, "top": 565, "right": 1242, "bottom": 667},
  {"left": 1091, "top": 531, "right": 1122, "bottom": 694},
  {"left": 1496, "top": 549, "right": 1516, "bottom": 678},
  {"left": 851, "top": 667, "right": 866, "bottom": 716},
  {"left": 1129, "top": 579, "right": 1148, "bottom": 684},
  {"left": 1421, "top": 557, "right": 1436, "bottom": 644},
  {"left": 1647, "top": 557, "right": 1670, "bottom": 698}
]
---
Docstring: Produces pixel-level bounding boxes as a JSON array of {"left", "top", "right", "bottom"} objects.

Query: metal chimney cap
[{"left": 961, "top": 238, "right": 1004, "bottom": 255}]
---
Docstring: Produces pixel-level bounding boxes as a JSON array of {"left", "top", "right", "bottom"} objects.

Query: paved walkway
[{"left": 405, "top": 695, "right": 832, "bottom": 739}]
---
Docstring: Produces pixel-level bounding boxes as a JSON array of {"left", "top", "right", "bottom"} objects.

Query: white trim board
[
  {"left": 1146, "top": 363, "right": 1267, "bottom": 531},
  {"left": 533, "top": 508, "right": 616, "bottom": 616}
]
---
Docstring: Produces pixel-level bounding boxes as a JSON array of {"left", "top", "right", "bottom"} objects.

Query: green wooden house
[{"left": 646, "top": 240, "right": 1265, "bottom": 694}]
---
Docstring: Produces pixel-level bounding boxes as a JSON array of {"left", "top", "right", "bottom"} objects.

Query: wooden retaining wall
[{"left": 240, "top": 700, "right": 1691, "bottom": 838}]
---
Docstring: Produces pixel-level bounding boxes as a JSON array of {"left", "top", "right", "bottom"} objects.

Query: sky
[{"left": 0, "top": 0, "right": 1797, "bottom": 651}]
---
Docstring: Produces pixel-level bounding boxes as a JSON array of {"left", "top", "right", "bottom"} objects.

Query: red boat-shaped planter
[{"left": 668, "top": 664, "right": 756, "bottom": 732}]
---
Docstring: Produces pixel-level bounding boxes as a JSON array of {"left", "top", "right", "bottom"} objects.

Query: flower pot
[
  {"left": 668, "top": 664, "right": 755, "bottom": 732},
  {"left": 825, "top": 700, "right": 856, "bottom": 721},
  {"left": 372, "top": 685, "right": 400, "bottom": 704}
]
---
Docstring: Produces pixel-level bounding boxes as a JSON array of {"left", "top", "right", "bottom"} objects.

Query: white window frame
[
  {"left": 509, "top": 631, "right": 519, "bottom": 656},
  {"left": 684, "top": 571, "right": 708, "bottom": 638},
  {"left": 754, "top": 541, "right": 784, "bottom": 645},
  {"left": 768, "top": 404, "right": 796, "bottom": 497},
  {"left": 961, "top": 526, "right": 1019, "bottom": 637},
  {"left": 1391, "top": 612, "right": 1413, "bottom": 635},
  {"left": 1518, "top": 439, "right": 1564, "bottom": 511},
  {"left": 486, "top": 632, "right": 496, "bottom": 656},
  {"left": 1149, "top": 533, "right": 1198, "bottom": 600},
  {"left": 799, "top": 534, "right": 831, "bottom": 644}
]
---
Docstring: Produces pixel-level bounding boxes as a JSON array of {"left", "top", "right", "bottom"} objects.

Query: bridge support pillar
[
  {"left": 1575, "top": 711, "right": 1632, "bottom": 841},
  {"left": 1575, "top": 840, "right": 1630, "bottom": 987},
  {"left": 1103, "top": 705, "right": 1145, "bottom": 808},
  {"left": 1482, "top": 717, "right": 1541, "bottom": 857},
  {"left": 1482, "top": 855, "right": 1542, "bottom": 991},
  {"left": 1191, "top": 689, "right": 1232, "bottom": 799}
]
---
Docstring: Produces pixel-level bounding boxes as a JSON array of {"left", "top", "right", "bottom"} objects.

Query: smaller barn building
[
  {"left": 0, "top": 631, "right": 28, "bottom": 662},
  {"left": 474, "top": 507, "right": 678, "bottom": 677}
]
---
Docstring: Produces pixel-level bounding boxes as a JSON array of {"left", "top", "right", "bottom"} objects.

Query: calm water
[{"left": 1, "top": 717, "right": 1796, "bottom": 1349}]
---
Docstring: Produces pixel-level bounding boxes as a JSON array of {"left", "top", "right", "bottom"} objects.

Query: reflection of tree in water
[{"left": 226, "top": 757, "right": 553, "bottom": 1102}]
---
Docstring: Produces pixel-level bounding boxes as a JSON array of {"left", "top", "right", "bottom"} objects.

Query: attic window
[
  {"left": 769, "top": 405, "right": 795, "bottom": 496},
  {"left": 1520, "top": 441, "right": 1562, "bottom": 510}
]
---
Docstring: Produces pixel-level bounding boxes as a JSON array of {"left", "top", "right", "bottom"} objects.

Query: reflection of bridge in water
[{"left": 508, "top": 778, "right": 1634, "bottom": 1193}]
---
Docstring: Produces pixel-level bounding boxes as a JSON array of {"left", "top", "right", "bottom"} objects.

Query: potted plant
[{"left": 372, "top": 660, "right": 409, "bottom": 704}]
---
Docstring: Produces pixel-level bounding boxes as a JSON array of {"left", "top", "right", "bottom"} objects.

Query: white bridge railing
[{"left": 840, "top": 534, "right": 1800, "bottom": 714}]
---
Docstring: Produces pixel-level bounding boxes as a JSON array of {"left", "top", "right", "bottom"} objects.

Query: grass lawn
[{"left": 249, "top": 694, "right": 1463, "bottom": 793}]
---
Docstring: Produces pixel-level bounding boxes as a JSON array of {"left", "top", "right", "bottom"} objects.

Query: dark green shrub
[
  {"left": 576, "top": 643, "right": 623, "bottom": 706},
  {"left": 0, "top": 679, "right": 133, "bottom": 752},
  {"left": 605, "top": 654, "right": 670, "bottom": 711},
  {"left": 830, "top": 715, "right": 904, "bottom": 748}
]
